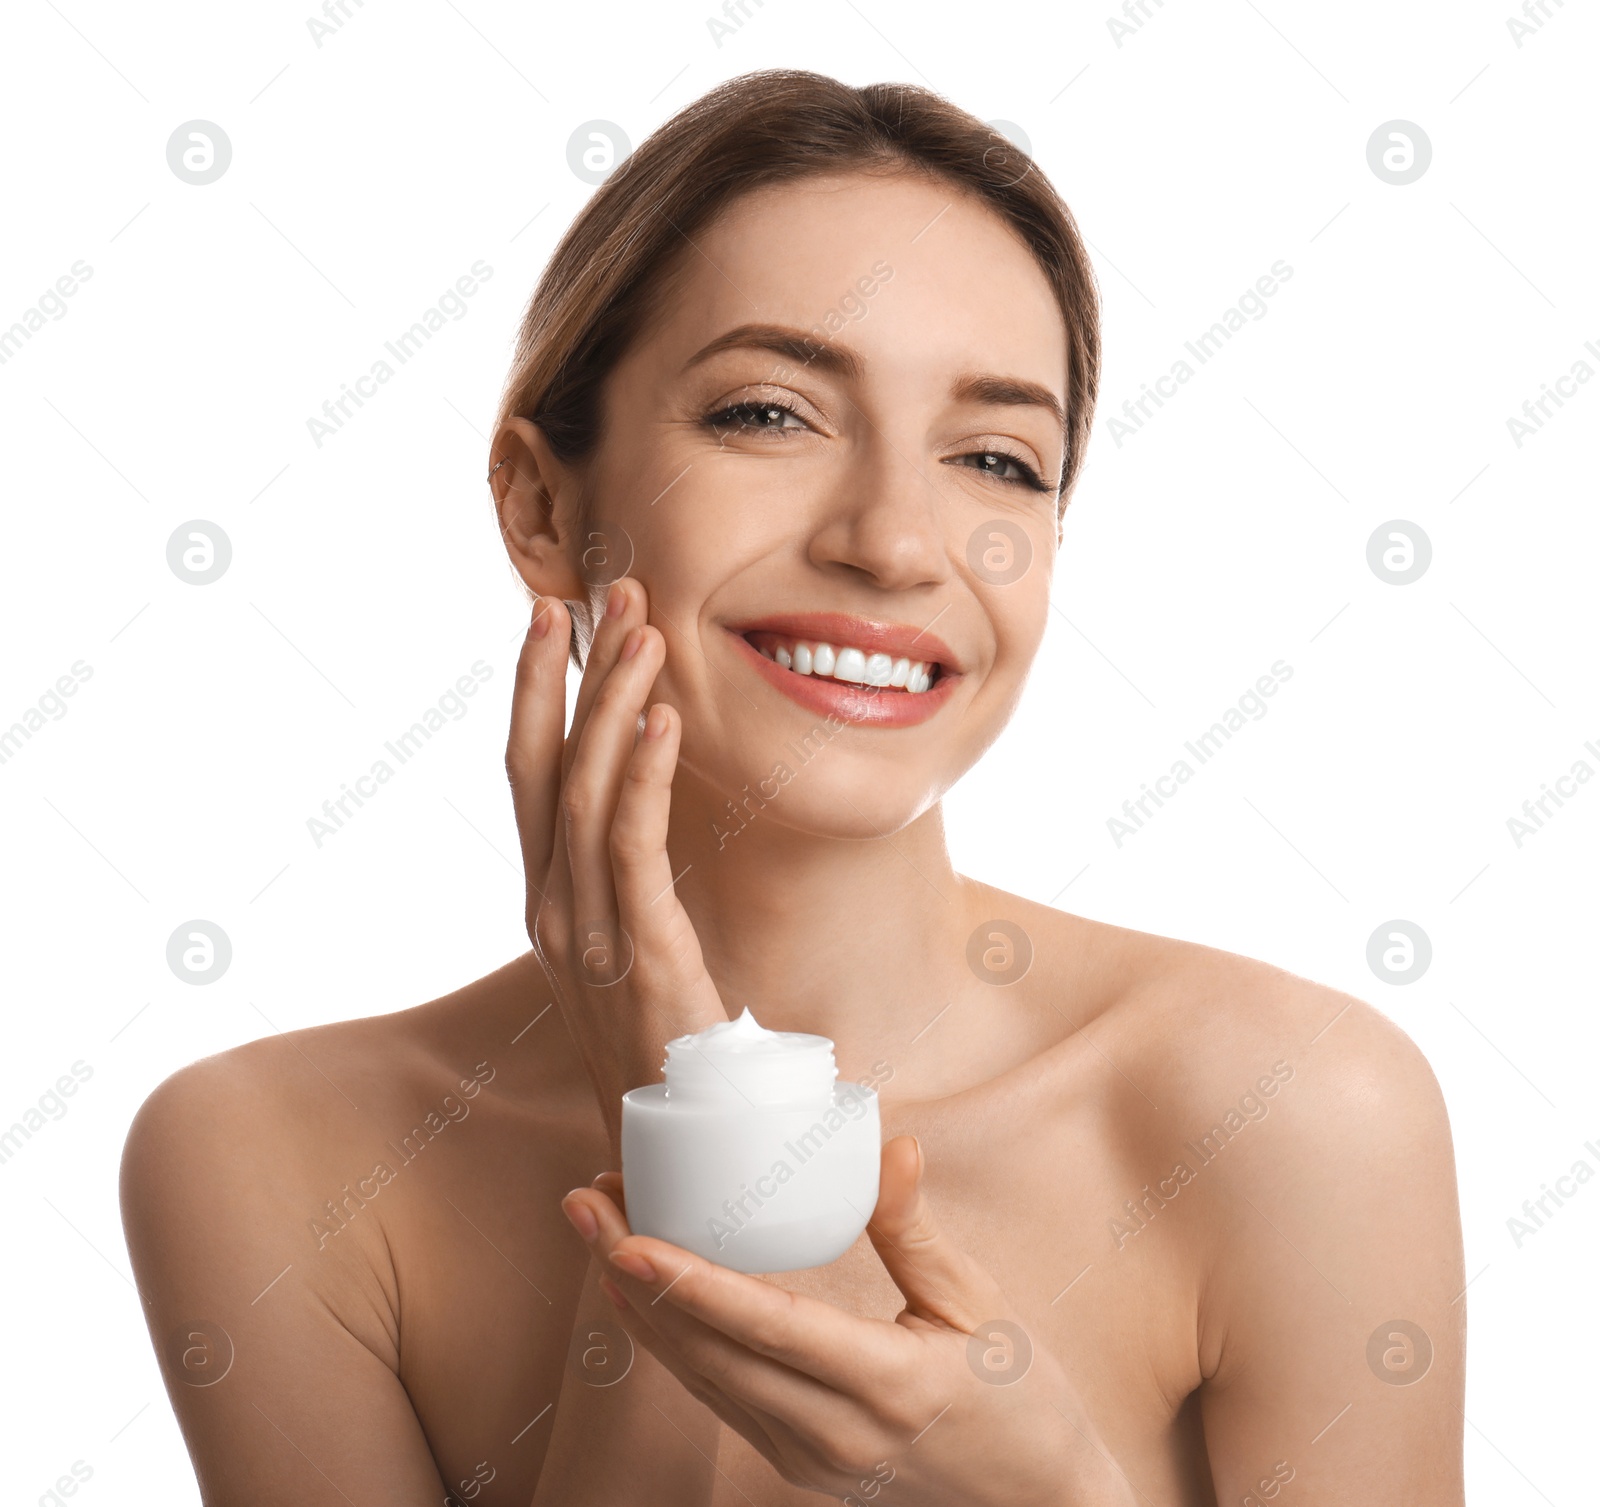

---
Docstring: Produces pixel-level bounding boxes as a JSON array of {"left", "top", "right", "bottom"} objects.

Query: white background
[{"left": 1, "top": 0, "right": 1595, "bottom": 1500}]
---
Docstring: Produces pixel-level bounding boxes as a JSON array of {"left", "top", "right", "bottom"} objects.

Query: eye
[
  {"left": 702, "top": 399, "right": 809, "bottom": 435},
  {"left": 947, "top": 449, "right": 1057, "bottom": 494}
]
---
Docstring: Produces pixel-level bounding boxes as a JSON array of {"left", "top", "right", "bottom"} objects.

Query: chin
[{"left": 694, "top": 744, "right": 944, "bottom": 847}]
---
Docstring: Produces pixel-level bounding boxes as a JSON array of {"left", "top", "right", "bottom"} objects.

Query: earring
[{"left": 488, "top": 457, "right": 551, "bottom": 510}]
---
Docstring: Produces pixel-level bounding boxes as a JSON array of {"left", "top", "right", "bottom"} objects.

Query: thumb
[
  {"left": 866, "top": 1135, "right": 1012, "bottom": 1334},
  {"left": 591, "top": 1169, "right": 627, "bottom": 1222}
]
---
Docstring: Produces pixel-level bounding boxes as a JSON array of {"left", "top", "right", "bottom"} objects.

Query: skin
[{"left": 120, "top": 169, "right": 1466, "bottom": 1505}]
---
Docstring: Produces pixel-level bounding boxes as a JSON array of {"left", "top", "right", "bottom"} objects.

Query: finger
[
  {"left": 560, "top": 626, "right": 670, "bottom": 1000},
  {"left": 561, "top": 577, "right": 649, "bottom": 786},
  {"left": 506, "top": 596, "right": 572, "bottom": 917},
  {"left": 611, "top": 702, "right": 723, "bottom": 1025},
  {"left": 549, "top": 575, "right": 649, "bottom": 919},
  {"left": 590, "top": 1169, "right": 627, "bottom": 1221},
  {"left": 564, "top": 1190, "right": 863, "bottom": 1426},
  {"left": 536, "top": 578, "right": 643, "bottom": 964},
  {"left": 590, "top": 1213, "right": 900, "bottom": 1399},
  {"left": 566, "top": 1192, "right": 803, "bottom": 1454},
  {"left": 866, "top": 1136, "right": 1012, "bottom": 1333}
]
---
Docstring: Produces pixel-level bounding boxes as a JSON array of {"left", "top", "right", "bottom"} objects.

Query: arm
[
  {"left": 1195, "top": 993, "right": 1466, "bottom": 1503},
  {"left": 120, "top": 1053, "right": 452, "bottom": 1506}
]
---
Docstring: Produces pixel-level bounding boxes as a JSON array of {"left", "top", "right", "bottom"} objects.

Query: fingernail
[
  {"left": 562, "top": 1194, "right": 598, "bottom": 1241},
  {"left": 606, "top": 581, "right": 627, "bottom": 619},
  {"left": 530, "top": 603, "right": 552, "bottom": 639},
  {"left": 598, "top": 1275, "right": 630, "bottom": 1310},
  {"left": 609, "top": 1249, "right": 657, "bottom": 1282},
  {"left": 644, "top": 703, "right": 667, "bottom": 740},
  {"left": 619, "top": 625, "right": 642, "bottom": 662}
]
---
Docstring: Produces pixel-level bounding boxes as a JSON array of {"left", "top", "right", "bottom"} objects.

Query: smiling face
[{"left": 509, "top": 167, "right": 1070, "bottom": 841}]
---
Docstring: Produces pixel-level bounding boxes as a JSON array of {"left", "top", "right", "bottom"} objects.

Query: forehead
[{"left": 643, "top": 169, "right": 1067, "bottom": 394}]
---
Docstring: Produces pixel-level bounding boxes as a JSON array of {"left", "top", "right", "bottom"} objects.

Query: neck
[{"left": 663, "top": 767, "right": 975, "bottom": 1082}]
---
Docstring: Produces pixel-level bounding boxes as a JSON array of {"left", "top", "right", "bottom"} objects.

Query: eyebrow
[
  {"left": 684, "top": 323, "right": 863, "bottom": 382},
  {"left": 949, "top": 373, "right": 1067, "bottom": 440},
  {"left": 682, "top": 322, "right": 1067, "bottom": 437}
]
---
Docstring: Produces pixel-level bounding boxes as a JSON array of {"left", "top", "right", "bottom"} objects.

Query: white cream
[{"left": 620, "top": 1008, "right": 881, "bottom": 1273}]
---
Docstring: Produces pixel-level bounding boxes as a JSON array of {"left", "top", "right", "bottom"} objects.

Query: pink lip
[
  {"left": 723, "top": 626, "right": 961, "bottom": 728},
  {"left": 722, "top": 611, "right": 960, "bottom": 671}
]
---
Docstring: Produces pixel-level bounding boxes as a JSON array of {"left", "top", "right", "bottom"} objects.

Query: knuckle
[
  {"left": 681, "top": 1375, "right": 719, "bottom": 1412},
  {"left": 744, "top": 1287, "right": 800, "bottom": 1360},
  {"left": 532, "top": 905, "right": 569, "bottom": 966},
  {"left": 594, "top": 670, "right": 630, "bottom": 704},
  {"left": 591, "top": 677, "right": 635, "bottom": 723},
  {"left": 504, "top": 745, "right": 534, "bottom": 787},
  {"left": 690, "top": 1337, "right": 740, "bottom": 1390},
  {"left": 560, "top": 782, "right": 594, "bottom": 825},
  {"left": 608, "top": 824, "right": 651, "bottom": 868},
  {"left": 873, "top": 1367, "right": 926, "bottom": 1434},
  {"left": 777, "top": 1455, "right": 828, "bottom": 1492},
  {"left": 820, "top": 1429, "right": 881, "bottom": 1480},
  {"left": 622, "top": 752, "right": 659, "bottom": 787},
  {"left": 659, "top": 922, "right": 705, "bottom": 977}
]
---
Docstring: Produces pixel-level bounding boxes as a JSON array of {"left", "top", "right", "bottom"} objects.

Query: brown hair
[{"left": 491, "top": 69, "right": 1101, "bottom": 655}]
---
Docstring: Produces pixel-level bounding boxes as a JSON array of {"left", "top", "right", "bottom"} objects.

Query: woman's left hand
[{"left": 559, "top": 1136, "right": 1139, "bottom": 1506}]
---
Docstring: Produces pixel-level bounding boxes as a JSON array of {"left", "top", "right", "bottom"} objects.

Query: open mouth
[
  {"left": 722, "top": 613, "right": 960, "bottom": 728},
  {"left": 740, "top": 631, "right": 943, "bottom": 695}
]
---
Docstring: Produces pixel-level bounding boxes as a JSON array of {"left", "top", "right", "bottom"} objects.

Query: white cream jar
[{"left": 620, "top": 1009, "right": 881, "bottom": 1274}]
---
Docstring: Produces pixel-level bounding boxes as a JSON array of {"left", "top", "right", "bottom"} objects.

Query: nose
[{"left": 805, "top": 430, "right": 952, "bottom": 593}]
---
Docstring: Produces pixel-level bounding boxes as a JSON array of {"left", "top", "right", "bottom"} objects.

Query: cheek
[
  {"left": 978, "top": 574, "right": 1050, "bottom": 682},
  {"left": 622, "top": 526, "right": 730, "bottom": 707}
]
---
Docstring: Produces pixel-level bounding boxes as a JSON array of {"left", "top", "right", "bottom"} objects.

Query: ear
[{"left": 490, "top": 417, "right": 586, "bottom": 600}]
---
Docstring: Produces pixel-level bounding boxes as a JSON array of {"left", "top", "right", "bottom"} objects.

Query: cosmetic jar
[{"left": 620, "top": 1009, "right": 881, "bottom": 1274}]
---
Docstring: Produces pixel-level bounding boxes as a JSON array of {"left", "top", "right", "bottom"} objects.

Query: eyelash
[{"left": 701, "top": 399, "right": 1060, "bottom": 495}]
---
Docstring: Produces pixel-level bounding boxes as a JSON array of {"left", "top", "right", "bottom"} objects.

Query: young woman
[{"left": 121, "top": 69, "right": 1465, "bottom": 1506}]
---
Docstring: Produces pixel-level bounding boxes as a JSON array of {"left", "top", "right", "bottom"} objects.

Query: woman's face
[{"left": 532, "top": 168, "right": 1068, "bottom": 841}]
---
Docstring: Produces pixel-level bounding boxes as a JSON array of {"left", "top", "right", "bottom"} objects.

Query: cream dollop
[{"left": 663, "top": 1007, "right": 838, "bottom": 1107}]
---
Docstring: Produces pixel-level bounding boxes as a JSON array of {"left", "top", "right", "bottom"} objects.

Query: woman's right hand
[{"left": 506, "top": 576, "right": 728, "bottom": 1150}]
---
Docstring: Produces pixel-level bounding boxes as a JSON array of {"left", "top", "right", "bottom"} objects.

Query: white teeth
[
  {"left": 751, "top": 635, "right": 938, "bottom": 694},
  {"left": 832, "top": 647, "right": 868, "bottom": 684}
]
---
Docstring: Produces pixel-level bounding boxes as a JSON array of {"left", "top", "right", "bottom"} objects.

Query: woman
[{"left": 121, "top": 69, "right": 1465, "bottom": 1505}]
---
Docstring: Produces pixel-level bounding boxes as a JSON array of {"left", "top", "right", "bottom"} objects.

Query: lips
[
  {"left": 724, "top": 612, "right": 960, "bottom": 673},
  {"left": 722, "top": 611, "right": 962, "bottom": 728}
]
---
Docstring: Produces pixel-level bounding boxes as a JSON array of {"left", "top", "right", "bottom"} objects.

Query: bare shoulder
[
  {"left": 1042, "top": 911, "right": 1463, "bottom": 1378},
  {"left": 955, "top": 883, "right": 1452, "bottom": 1173},
  {"left": 117, "top": 961, "right": 582, "bottom": 1499},
  {"left": 992, "top": 892, "right": 1459, "bottom": 1269},
  {"left": 122, "top": 952, "right": 575, "bottom": 1189},
  {"left": 121, "top": 998, "right": 444, "bottom": 1209},
  {"left": 1053, "top": 920, "right": 1465, "bottom": 1496},
  {"left": 1114, "top": 924, "right": 1452, "bottom": 1160},
  {"left": 1003, "top": 892, "right": 1449, "bottom": 1142},
  {"left": 119, "top": 999, "right": 441, "bottom": 1355},
  {"left": 119, "top": 954, "right": 577, "bottom": 1336}
]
